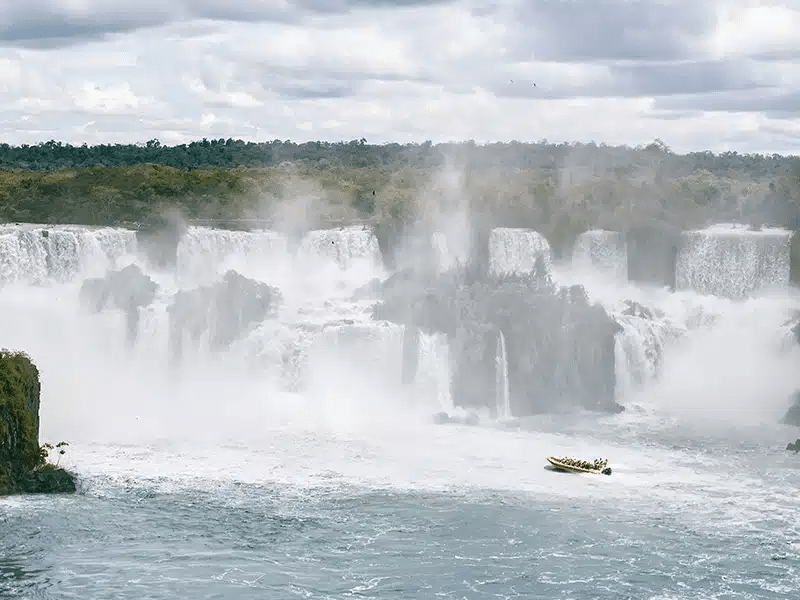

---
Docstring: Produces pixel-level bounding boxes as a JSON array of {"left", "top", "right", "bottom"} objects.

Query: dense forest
[{"left": 1, "top": 138, "right": 799, "bottom": 257}]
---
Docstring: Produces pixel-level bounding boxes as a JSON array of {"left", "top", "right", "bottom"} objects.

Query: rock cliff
[{"left": 0, "top": 350, "right": 75, "bottom": 496}]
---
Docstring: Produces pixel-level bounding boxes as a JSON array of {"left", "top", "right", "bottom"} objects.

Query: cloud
[
  {"left": 0, "top": 1, "right": 175, "bottom": 48},
  {"left": 0, "top": 0, "right": 455, "bottom": 48},
  {"left": 0, "top": 0, "right": 797, "bottom": 154},
  {"left": 508, "top": 0, "right": 716, "bottom": 63}
]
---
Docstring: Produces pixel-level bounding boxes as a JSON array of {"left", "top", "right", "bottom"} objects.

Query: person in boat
[{"left": 558, "top": 456, "right": 608, "bottom": 471}]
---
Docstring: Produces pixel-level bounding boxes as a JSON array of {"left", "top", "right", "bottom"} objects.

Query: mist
[
  {"left": 644, "top": 298, "right": 800, "bottom": 432},
  {"left": 2, "top": 142, "right": 800, "bottom": 475}
]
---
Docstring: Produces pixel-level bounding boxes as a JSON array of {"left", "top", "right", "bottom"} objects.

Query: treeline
[
  {"left": 0, "top": 138, "right": 797, "bottom": 180},
  {"left": 1, "top": 139, "right": 799, "bottom": 259}
]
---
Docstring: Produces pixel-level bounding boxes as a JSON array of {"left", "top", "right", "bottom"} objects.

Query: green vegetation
[
  {"left": 0, "top": 139, "right": 799, "bottom": 256},
  {"left": 0, "top": 350, "right": 42, "bottom": 492},
  {"left": 38, "top": 441, "right": 69, "bottom": 468},
  {"left": 0, "top": 351, "right": 75, "bottom": 495}
]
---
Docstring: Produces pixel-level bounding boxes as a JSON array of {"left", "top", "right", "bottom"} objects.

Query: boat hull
[{"left": 546, "top": 456, "right": 611, "bottom": 475}]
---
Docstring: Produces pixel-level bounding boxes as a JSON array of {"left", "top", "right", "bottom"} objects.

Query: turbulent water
[{"left": 3, "top": 222, "right": 800, "bottom": 599}]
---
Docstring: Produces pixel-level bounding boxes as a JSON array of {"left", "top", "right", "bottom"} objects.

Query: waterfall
[
  {"left": 572, "top": 229, "right": 628, "bottom": 282},
  {"left": 176, "top": 227, "right": 289, "bottom": 285},
  {"left": 0, "top": 224, "right": 136, "bottom": 285},
  {"left": 417, "top": 331, "right": 453, "bottom": 412},
  {"left": 401, "top": 324, "right": 420, "bottom": 384},
  {"left": 306, "top": 321, "right": 404, "bottom": 385},
  {"left": 675, "top": 224, "right": 791, "bottom": 299},
  {"left": 488, "top": 227, "right": 553, "bottom": 279},
  {"left": 495, "top": 330, "right": 511, "bottom": 419},
  {"left": 431, "top": 231, "right": 458, "bottom": 272},
  {"left": 297, "top": 226, "right": 382, "bottom": 271},
  {"left": 614, "top": 313, "right": 684, "bottom": 402}
]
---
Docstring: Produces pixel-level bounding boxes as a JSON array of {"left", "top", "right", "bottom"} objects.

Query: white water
[
  {"left": 488, "top": 227, "right": 552, "bottom": 278},
  {"left": 1, "top": 222, "right": 800, "bottom": 539},
  {"left": 0, "top": 224, "right": 136, "bottom": 285},
  {"left": 494, "top": 330, "right": 511, "bottom": 419},
  {"left": 572, "top": 229, "right": 628, "bottom": 283},
  {"left": 675, "top": 224, "right": 791, "bottom": 300}
]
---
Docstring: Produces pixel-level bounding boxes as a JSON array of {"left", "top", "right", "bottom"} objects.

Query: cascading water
[
  {"left": 613, "top": 312, "right": 684, "bottom": 402},
  {"left": 416, "top": 331, "right": 453, "bottom": 413},
  {"left": 488, "top": 227, "right": 552, "bottom": 278},
  {"left": 431, "top": 231, "right": 459, "bottom": 272},
  {"left": 675, "top": 224, "right": 791, "bottom": 300},
  {"left": 176, "top": 227, "right": 289, "bottom": 285},
  {"left": 572, "top": 229, "right": 628, "bottom": 282},
  {"left": 494, "top": 329, "right": 511, "bottom": 419},
  {"left": 5, "top": 217, "right": 800, "bottom": 598},
  {"left": 297, "top": 225, "right": 382, "bottom": 271},
  {"left": 0, "top": 224, "right": 136, "bottom": 285}
]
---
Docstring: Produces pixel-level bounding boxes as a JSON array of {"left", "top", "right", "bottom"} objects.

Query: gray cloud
[
  {"left": 0, "top": 3, "right": 173, "bottom": 48},
  {"left": 0, "top": 0, "right": 455, "bottom": 48},
  {"left": 272, "top": 82, "right": 359, "bottom": 100},
  {"left": 655, "top": 90, "right": 800, "bottom": 118},
  {"left": 509, "top": 0, "right": 716, "bottom": 63},
  {"left": 185, "top": 0, "right": 301, "bottom": 23},
  {"left": 493, "top": 59, "right": 774, "bottom": 101}
]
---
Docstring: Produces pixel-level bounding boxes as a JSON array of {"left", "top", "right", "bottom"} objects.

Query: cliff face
[
  {"left": 0, "top": 351, "right": 75, "bottom": 496},
  {"left": 79, "top": 264, "right": 159, "bottom": 348},
  {"left": 374, "top": 267, "right": 623, "bottom": 416},
  {"left": 167, "top": 270, "right": 283, "bottom": 366}
]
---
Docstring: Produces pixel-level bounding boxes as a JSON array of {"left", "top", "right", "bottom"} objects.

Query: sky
[{"left": 0, "top": 0, "right": 799, "bottom": 155}]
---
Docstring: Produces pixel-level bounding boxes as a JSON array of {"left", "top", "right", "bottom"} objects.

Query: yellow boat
[{"left": 546, "top": 456, "right": 612, "bottom": 475}]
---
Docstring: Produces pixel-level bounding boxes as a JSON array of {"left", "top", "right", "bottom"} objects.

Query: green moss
[{"left": 0, "top": 350, "right": 43, "bottom": 492}]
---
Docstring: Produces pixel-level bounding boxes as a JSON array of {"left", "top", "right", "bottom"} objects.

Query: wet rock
[
  {"left": 781, "top": 391, "right": 800, "bottom": 427},
  {"left": 23, "top": 466, "right": 76, "bottom": 494},
  {"left": 621, "top": 299, "right": 664, "bottom": 321},
  {"left": 431, "top": 411, "right": 480, "bottom": 426},
  {"left": 168, "top": 270, "right": 282, "bottom": 365},
  {"left": 79, "top": 264, "right": 159, "bottom": 347},
  {"left": 625, "top": 224, "right": 679, "bottom": 289},
  {"left": 79, "top": 264, "right": 158, "bottom": 313},
  {"left": 375, "top": 265, "right": 623, "bottom": 416},
  {"left": 0, "top": 351, "right": 76, "bottom": 496},
  {"left": 135, "top": 211, "right": 187, "bottom": 269}
]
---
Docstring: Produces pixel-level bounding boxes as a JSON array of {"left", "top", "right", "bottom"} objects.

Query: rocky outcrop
[
  {"left": 789, "top": 232, "right": 800, "bottom": 288},
  {"left": 135, "top": 211, "right": 188, "bottom": 270},
  {"left": 621, "top": 299, "right": 664, "bottom": 321},
  {"left": 781, "top": 390, "right": 800, "bottom": 427},
  {"left": 626, "top": 225, "right": 679, "bottom": 289},
  {"left": 0, "top": 351, "right": 75, "bottom": 496},
  {"left": 167, "top": 270, "right": 282, "bottom": 365},
  {"left": 432, "top": 411, "right": 479, "bottom": 426},
  {"left": 374, "top": 264, "right": 623, "bottom": 415},
  {"left": 79, "top": 264, "right": 159, "bottom": 347}
]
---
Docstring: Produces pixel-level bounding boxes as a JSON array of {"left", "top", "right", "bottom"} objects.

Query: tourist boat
[{"left": 546, "top": 455, "right": 612, "bottom": 475}]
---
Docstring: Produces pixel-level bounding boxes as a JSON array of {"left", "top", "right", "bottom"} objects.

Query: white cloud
[
  {"left": 710, "top": 3, "right": 800, "bottom": 59},
  {"left": 185, "top": 77, "right": 263, "bottom": 109},
  {"left": 70, "top": 81, "right": 157, "bottom": 114},
  {"left": 0, "top": 0, "right": 796, "bottom": 153}
]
